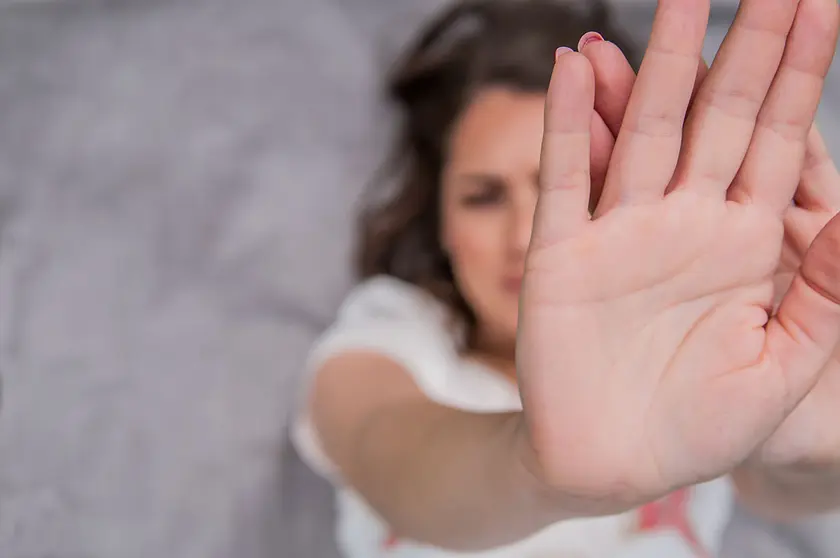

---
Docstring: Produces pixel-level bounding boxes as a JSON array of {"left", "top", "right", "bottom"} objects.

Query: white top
[{"left": 292, "top": 276, "right": 734, "bottom": 558}]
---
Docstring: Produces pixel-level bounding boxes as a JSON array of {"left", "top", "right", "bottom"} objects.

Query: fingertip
[
  {"left": 577, "top": 31, "right": 604, "bottom": 53},
  {"left": 580, "top": 40, "right": 636, "bottom": 137},
  {"left": 536, "top": 52, "right": 597, "bottom": 245},
  {"left": 578, "top": 35, "right": 613, "bottom": 60},
  {"left": 811, "top": 0, "right": 840, "bottom": 36},
  {"left": 555, "top": 46, "right": 574, "bottom": 63},
  {"left": 584, "top": 41, "right": 632, "bottom": 78},
  {"left": 548, "top": 50, "right": 595, "bottom": 101},
  {"left": 785, "top": 0, "right": 840, "bottom": 75},
  {"left": 563, "top": 51, "right": 595, "bottom": 79}
]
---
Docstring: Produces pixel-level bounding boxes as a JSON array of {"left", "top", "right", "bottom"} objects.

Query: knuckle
[{"left": 625, "top": 110, "right": 683, "bottom": 139}]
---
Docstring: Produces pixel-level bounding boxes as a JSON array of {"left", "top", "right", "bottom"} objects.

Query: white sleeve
[{"left": 290, "top": 276, "right": 460, "bottom": 481}]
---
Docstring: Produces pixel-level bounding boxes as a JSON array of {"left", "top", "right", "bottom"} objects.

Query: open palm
[
  {"left": 582, "top": 13, "right": 840, "bottom": 479},
  {"left": 760, "top": 127, "right": 840, "bottom": 469},
  {"left": 516, "top": 0, "right": 840, "bottom": 510},
  {"left": 522, "top": 193, "right": 785, "bottom": 497}
]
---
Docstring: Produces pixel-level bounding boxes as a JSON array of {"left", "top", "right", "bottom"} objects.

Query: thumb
[{"left": 766, "top": 212, "right": 840, "bottom": 409}]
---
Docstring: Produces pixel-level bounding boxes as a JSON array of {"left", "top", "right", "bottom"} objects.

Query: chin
[{"left": 500, "top": 311, "right": 519, "bottom": 341}]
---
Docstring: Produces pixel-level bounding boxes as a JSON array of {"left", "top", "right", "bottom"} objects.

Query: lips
[{"left": 503, "top": 277, "right": 523, "bottom": 294}]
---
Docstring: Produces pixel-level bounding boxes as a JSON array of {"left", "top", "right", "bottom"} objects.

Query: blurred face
[{"left": 440, "top": 86, "right": 545, "bottom": 349}]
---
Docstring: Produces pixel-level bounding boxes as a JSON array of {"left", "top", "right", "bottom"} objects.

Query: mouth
[{"left": 502, "top": 276, "right": 523, "bottom": 294}]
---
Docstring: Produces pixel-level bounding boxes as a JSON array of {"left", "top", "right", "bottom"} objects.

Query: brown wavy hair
[{"left": 358, "top": 0, "right": 639, "bottom": 342}]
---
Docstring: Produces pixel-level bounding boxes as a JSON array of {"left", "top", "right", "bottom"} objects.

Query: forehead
[{"left": 447, "top": 87, "right": 546, "bottom": 172}]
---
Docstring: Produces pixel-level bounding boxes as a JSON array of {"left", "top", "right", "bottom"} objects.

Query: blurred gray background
[{"left": 0, "top": 1, "right": 838, "bottom": 557}]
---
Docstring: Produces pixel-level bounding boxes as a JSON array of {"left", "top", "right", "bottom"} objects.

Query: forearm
[
  {"left": 733, "top": 465, "right": 840, "bottom": 520},
  {"left": 342, "top": 404, "right": 567, "bottom": 551}
]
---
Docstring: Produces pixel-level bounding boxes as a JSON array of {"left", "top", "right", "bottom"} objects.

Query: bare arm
[
  {"left": 733, "top": 466, "right": 840, "bottom": 521},
  {"left": 310, "top": 352, "right": 595, "bottom": 551}
]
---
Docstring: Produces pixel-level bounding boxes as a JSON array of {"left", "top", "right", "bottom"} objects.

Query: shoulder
[
  {"left": 334, "top": 275, "right": 452, "bottom": 327},
  {"left": 307, "top": 275, "right": 461, "bottom": 385},
  {"left": 293, "top": 277, "right": 463, "bottom": 479}
]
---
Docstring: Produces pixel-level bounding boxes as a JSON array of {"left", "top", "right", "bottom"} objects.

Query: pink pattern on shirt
[{"left": 637, "top": 488, "right": 708, "bottom": 557}]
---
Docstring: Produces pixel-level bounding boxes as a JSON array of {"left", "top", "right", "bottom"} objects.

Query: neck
[{"left": 472, "top": 325, "right": 517, "bottom": 382}]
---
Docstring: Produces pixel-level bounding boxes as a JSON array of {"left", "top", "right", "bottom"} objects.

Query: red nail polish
[
  {"left": 578, "top": 31, "right": 604, "bottom": 52},
  {"left": 555, "top": 46, "right": 573, "bottom": 62}
]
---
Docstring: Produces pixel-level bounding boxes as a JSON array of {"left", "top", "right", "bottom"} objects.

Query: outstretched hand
[
  {"left": 516, "top": 0, "right": 840, "bottom": 512},
  {"left": 581, "top": 8, "right": 840, "bottom": 480}
]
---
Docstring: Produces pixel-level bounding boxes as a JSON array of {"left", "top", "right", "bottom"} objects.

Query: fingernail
[
  {"left": 577, "top": 31, "right": 604, "bottom": 52},
  {"left": 555, "top": 46, "right": 573, "bottom": 62}
]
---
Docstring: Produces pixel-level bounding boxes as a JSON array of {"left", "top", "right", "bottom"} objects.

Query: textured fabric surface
[
  {"left": 0, "top": 1, "right": 442, "bottom": 556},
  {"left": 0, "top": 1, "right": 838, "bottom": 557}
]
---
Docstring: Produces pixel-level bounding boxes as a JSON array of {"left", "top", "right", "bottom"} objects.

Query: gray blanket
[{"left": 0, "top": 1, "right": 838, "bottom": 557}]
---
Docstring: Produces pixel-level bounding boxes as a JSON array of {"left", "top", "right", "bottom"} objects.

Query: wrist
[
  {"left": 742, "top": 452, "right": 840, "bottom": 487},
  {"left": 507, "top": 414, "right": 569, "bottom": 521},
  {"left": 734, "top": 463, "right": 840, "bottom": 519},
  {"left": 756, "top": 464, "right": 840, "bottom": 496},
  {"left": 507, "top": 414, "right": 633, "bottom": 521}
]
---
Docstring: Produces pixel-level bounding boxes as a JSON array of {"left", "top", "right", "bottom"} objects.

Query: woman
[{"left": 294, "top": 0, "right": 840, "bottom": 556}]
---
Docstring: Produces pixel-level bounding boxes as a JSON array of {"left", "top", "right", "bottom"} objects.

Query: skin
[
  {"left": 309, "top": 0, "right": 840, "bottom": 551},
  {"left": 579, "top": 17, "right": 840, "bottom": 519},
  {"left": 520, "top": 0, "right": 840, "bottom": 505},
  {"left": 440, "top": 87, "right": 545, "bottom": 373}
]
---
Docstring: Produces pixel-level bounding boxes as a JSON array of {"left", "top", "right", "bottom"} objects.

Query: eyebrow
[
  {"left": 453, "top": 171, "right": 540, "bottom": 190},
  {"left": 453, "top": 172, "right": 506, "bottom": 187}
]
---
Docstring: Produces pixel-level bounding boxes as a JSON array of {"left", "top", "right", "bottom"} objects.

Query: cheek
[{"left": 443, "top": 209, "right": 504, "bottom": 286}]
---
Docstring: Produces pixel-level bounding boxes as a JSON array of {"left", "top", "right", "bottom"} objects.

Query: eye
[{"left": 460, "top": 177, "right": 506, "bottom": 207}]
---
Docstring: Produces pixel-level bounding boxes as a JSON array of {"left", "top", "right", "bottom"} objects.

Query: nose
[{"left": 509, "top": 194, "right": 536, "bottom": 256}]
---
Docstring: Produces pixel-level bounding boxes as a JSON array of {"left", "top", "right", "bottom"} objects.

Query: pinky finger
[{"left": 531, "top": 49, "right": 595, "bottom": 251}]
